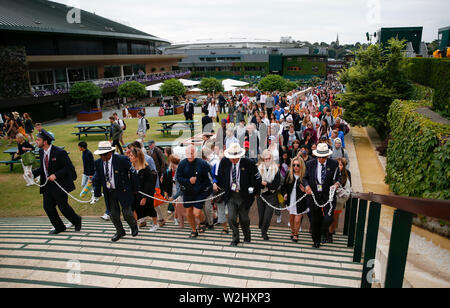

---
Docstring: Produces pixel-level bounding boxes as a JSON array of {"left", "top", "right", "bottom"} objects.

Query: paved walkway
[{"left": 0, "top": 217, "right": 362, "bottom": 288}]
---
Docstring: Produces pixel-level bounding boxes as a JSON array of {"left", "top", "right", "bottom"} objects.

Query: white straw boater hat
[
  {"left": 224, "top": 143, "right": 245, "bottom": 159},
  {"left": 94, "top": 141, "right": 116, "bottom": 155},
  {"left": 313, "top": 143, "right": 333, "bottom": 157}
]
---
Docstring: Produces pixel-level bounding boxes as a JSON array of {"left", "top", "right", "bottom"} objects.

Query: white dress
[
  {"left": 288, "top": 175, "right": 309, "bottom": 216},
  {"left": 208, "top": 103, "right": 218, "bottom": 118},
  {"left": 289, "top": 175, "right": 300, "bottom": 215}
]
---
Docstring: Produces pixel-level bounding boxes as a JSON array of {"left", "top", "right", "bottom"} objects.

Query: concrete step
[{"left": 0, "top": 217, "right": 363, "bottom": 288}]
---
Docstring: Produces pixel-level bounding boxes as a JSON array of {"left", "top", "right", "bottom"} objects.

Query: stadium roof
[
  {"left": 0, "top": 0, "right": 170, "bottom": 43},
  {"left": 165, "top": 38, "right": 301, "bottom": 50}
]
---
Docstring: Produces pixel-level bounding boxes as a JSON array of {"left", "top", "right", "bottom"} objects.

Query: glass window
[
  {"left": 67, "top": 68, "right": 84, "bottom": 82},
  {"left": 104, "top": 66, "right": 121, "bottom": 78},
  {"left": 54, "top": 69, "right": 67, "bottom": 83}
]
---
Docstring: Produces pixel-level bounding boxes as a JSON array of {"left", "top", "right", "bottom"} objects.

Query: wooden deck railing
[{"left": 343, "top": 192, "right": 450, "bottom": 288}]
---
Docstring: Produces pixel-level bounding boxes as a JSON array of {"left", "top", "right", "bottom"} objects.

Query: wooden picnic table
[
  {"left": 73, "top": 123, "right": 111, "bottom": 140},
  {"left": 122, "top": 141, "right": 179, "bottom": 150},
  {"left": 157, "top": 120, "right": 198, "bottom": 137},
  {"left": 1, "top": 146, "right": 65, "bottom": 172}
]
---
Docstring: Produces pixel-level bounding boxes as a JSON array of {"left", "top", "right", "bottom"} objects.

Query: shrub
[
  {"left": 69, "top": 82, "right": 102, "bottom": 104},
  {"left": 406, "top": 58, "right": 450, "bottom": 118},
  {"left": 385, "top": 99, "right": 450, "bottom": 200},
  {"left": 159, "top": 78, "right": 186, "bottom": 97},
  {"left": 117, "top": 81, "right": 147, "bottom": 99},
  {"left": 199, "top": 77, "right": 224, "bottom": 94},
  {"left": 258, "top": 75, "right": 287, "bottom": 92}
]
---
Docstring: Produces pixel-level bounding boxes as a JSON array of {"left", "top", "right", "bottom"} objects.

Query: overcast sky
[{"left": 57, "top": 0, "right": 449, "bottom": 44}]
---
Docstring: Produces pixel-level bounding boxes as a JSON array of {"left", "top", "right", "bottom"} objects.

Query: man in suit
[
  {"left": 30, "top": 129, "right": 82, "bottom": 234},
  {"left": 184, "top": 100, "right": 195, "bottom": 121},
  {"left": 92, "top": 141, "right": 140, "bottom": 242},
  {"left": 215, "top": 143, "right": 261, "bottom": 246},
  {"left": 303, "top": 143, "right": 341, "bottom": 248},
  {"left": 109, "top": 116, "right": 124, "bottom": 155}
]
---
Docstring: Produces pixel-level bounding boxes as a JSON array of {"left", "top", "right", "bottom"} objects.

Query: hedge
[
  {"left": 406, "top": 58, "right": 450, "bottom": 117},
  {"left": 385, "top": 100, "right": 450, "bottom": 200}
]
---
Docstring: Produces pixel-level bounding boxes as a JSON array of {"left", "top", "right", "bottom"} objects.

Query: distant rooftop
[
  {"left": 165, "top": 38, "right": 302, "bottom": 50},
  {"left": 0, "top": 0, "right": 169, "bottom": 43}
]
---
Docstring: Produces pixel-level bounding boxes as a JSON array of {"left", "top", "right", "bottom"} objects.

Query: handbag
[
  {"left": 21, "top": 151, "right": 35, "bottom": 166},
  {"left": 212, "top": 187, "right": 225, "bottom": 204},
  {"left": 153, "top": 187, "right": 166, "bottom": 207}
]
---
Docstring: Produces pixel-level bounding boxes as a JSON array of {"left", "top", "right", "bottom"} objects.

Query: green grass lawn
[{"left": 0, "top": 112, "right": 227, "bottom": 217}]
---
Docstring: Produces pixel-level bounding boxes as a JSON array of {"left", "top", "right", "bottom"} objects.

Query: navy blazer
[
  {"left": 92, "top": 154, "right": 140, "bottom": 207},
  {"left": 303, "top": 158, "right": 341, "bottom": 209},
  {"left": 32, "top": 146, "right": 76, "bottom": 196},
  {"left": 217, "top": 157, "right": 262, "bottom": 209}
]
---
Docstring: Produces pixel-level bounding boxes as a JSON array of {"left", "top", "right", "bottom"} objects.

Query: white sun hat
[
  {"left": 224, "top": 143, "right": 246, "bottom": 159},
  {"left": 313, "top": 143, "right": 333, "bottom": 157},
  {"left": 94, "top": 141, "right": 116, "bottom": 155}
]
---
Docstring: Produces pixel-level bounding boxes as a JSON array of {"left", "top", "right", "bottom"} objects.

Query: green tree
[
  {"left": 69, "top": 82, "right": 102, "bottom": 104},
  {"left": 338, "top": 38, "right": 412, "bottom": 138},
  {"left": 283, "top": 80, "right": 298, "bottom": 92},
  {"left": 159, "top": 78, "right": 186, "bottom": 97},
  {"left": 258, "top": 74, "right": 287, "bottom": 92},
  {"left": 117, "top": 81, "right": 147, "bottom": 101},
  {"left": 199, "top": 77, "right": 224, "bottom": 94}
]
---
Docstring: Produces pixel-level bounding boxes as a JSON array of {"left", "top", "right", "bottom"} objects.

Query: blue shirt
[
  {"left": 273, "top": 109, "right": 284, "bottom": 121},
  {"left": 329, "top": 131, "right": 346, "bottom": 148}
]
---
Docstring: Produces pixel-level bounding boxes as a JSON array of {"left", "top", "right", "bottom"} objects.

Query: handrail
[{"left": 352, "top": 192, "right": 450, "bottom": 221}]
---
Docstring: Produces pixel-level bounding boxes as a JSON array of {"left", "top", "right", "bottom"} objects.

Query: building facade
[
  {"left": 0, "top": 0, "right": 186, "bottom": 121},
  {"left": 163, "top": 39, "right": 327, "bottom": 80}
]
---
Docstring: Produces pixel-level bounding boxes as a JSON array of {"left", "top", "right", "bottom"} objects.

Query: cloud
[{"left": 54, "top": 0, "right": 449, "bottom": 44}]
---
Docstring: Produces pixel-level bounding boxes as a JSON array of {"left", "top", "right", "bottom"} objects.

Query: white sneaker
[
  {"left": 149, "top": 224, "right": 159, "bottom": 232},
  {"left": 174, "top": 218, "right": 179, "bottom": 226},
  {"left": 276, "top": 216, "right": 282, "bottom": 224},
  {"left": 50, "top": 222, "right": 73, "bottom": 232},
  {"left": 101, "top": 214, "right": 110, "bottom": 221}
]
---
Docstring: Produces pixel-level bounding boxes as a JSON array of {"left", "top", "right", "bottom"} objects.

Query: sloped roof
[{"left": 0, "top": 0, "right": 169, "bottom": 43}]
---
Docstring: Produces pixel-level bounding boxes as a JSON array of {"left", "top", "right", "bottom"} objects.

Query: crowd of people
[{"left": 4, "top": 75, "right": 353, "bottom": 249}]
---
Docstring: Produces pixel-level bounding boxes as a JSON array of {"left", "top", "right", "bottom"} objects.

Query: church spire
[{"left": 336, "top": 33, "right": 340, "bottom": 46}]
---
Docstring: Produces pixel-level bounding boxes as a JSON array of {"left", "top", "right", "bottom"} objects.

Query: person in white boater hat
[
  {"left": 92, "top": 141, "right": 140, "bottom": 242},
  {"left": 215, "top": 143, "right": 261, "bottom": 246},
  {"left": 303, "top": 143, "right": 341, "bottom": 248}
]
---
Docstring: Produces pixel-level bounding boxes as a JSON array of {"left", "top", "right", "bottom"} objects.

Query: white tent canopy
[
  {"left": 223, "top": 85, "right": 238, "bottom": 92},
  {"left": 146, "top": 83, "right": 163, "bottom": 91},
  {"left": 179, "top": 79, "right": 200, "bottom": 87},
  {"left": 222, "top": 79, "right": 249, "bottom": 88},
  {"left": 187, "top": 87, "right": 203, "bottom": 92}
]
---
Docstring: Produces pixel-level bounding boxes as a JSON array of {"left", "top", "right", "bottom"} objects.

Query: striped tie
[
  {"left": 232, "top": 164, "right": 237, "bottom": 184},
  {"left": 321, "top": 164, "right": 326, "bottom": 184}
]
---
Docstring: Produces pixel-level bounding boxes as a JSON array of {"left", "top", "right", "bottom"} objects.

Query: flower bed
[{"left": 32, "top": 71, "right": 192, "bottom": 98}]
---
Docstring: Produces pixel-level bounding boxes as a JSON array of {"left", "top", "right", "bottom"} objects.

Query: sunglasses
[{"left": 293, "top": 164, "right": 301, "bottom": 167}]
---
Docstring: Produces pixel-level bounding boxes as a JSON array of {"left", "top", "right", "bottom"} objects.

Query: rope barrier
[
  {"left": 32, "top": 175, "right": 335, "bottom": 215},
  {"left": 258, "top": 185, "right": 337, "bottom": 216}
]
